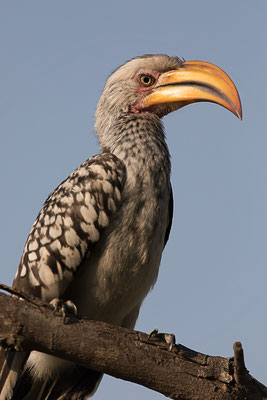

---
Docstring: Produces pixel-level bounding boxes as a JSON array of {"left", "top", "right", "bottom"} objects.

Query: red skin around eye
[
  {"left": 135, "top": 70, "right": 159, "bottom": 91},
  {"left": 130, "top": 71, "right": 160, "bottom": 113},
  {"left": 138, "top": 85, "right": 155, "bottom": 92}
]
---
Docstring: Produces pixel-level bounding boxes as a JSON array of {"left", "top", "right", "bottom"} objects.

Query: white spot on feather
[
  {"left": 76, "top": 192, "right": 84, "bottom": 202},
  {"left": 63, "top": 216, "right": 73, "bottom": 228},
  {"left": 62, "top": 247, "right": 81, "bottom": 269},
  {"left": 50, "top": 239, "right": 61, "bottom": 251},
  {"left": 90, "top": 164, "right": 105, "bottom": 176},
  {"left": 61, "top": 181, "right": 72, "bottom": 190},
  {"left": 44, "top": 214, "right": 51, "bottom": 226},
  {"left": 41, "top": 227, "right": 48, "bottom": 236},
  {"left": 53, "top": 204, "right": 62, "bottom": 213},
  {"left": 102, "top": 181, "right": 113, "bottom": 193},
  {"left": 56, "top": 215, "right": 63, "bottom": 224},
  {"left": 56, "top": 261, "right": 63, "bottom": 279},
  {"left": 39, "top": 265, "right": 57, "bottom": 286},
  {"left": 80, "top": 240, "right": 87, "bottom": 256},
  {"left": 40, "top": 236, "right": 51, "bottom": 245},
  {"left": 80, "top": 222, "right": 100, "bottom": 242},
  {"left": 61, "top": 196, "right": 74, "bottom": 206},
  {"left": 20, "top": 265, "right": 27, "bottom": 277},
  {"left": 33, "top": 230, "right": 40, "bottom": 239},
  {"left": 65, "top": 228, "right": 80, "bottom": 247},
  {"left": 85, "top": 192, "right": 95, "bottom": 205},
  {"left": 29, "top": 240, "right": 38, "bottom": 251},
  {"left": 49, "top": 215, "right": 56, "bottom": 224},
  {"left": 29, "top": 268, "right": 40, "bottom": 286},
  {"left": 80, "top": 205, "right": 97, "bottom": 223},
  {"left": 49, "top": 225, "right": 62, "bottom": 239},
  {"left": 28, "top": 252, "right": 37, "bottom": 262},
  {"left": 98, "top": 211, "right": 109, "bottom": 227},
  {"left": 77, "top": 166, "right": 88, "bottom": 177},
  {"left": 40, "top": 247, "right": 51, "bottom": 260},
  {"left": 72, "top": 185, "right": 81, "bottom": 193}
]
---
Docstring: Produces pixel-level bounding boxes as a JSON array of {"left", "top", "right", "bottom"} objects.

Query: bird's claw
[
  {"left": 50, "top": 298, "right": 78, "bottom": 324},
  {"left": 148, "top": 328, "right": 176, "bottom": 351},
  {"left": 148, "top": 328, "right": 159, "bottom": 339}
]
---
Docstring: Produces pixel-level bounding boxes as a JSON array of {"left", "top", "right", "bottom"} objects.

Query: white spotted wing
[{"left": 13, "top": 153, "right": 126, "bottom": 300}]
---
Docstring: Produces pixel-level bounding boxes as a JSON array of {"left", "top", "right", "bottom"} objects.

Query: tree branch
[{"left": 0, "top": 289, "right": 266, "bottom": 400}]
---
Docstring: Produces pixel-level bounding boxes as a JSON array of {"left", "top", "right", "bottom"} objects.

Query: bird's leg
[
  {"left": 50, "top": 298, "right": 78, "bottom": 324},
  {"left": 148, "top": 328, "right": 176, "bottom": 351}
]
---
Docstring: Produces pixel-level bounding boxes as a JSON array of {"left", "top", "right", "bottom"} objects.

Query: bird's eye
[{"left": 139, "top": 75, "right": 155, "bottom": 87}]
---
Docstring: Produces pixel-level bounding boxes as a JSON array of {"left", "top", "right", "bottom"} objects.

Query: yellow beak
[{"left": 143, "top": 60, "right": 242, "bottom": 119}]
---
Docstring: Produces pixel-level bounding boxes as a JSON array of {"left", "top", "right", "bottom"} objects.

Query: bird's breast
[{"left": 68, "top": 168, "right": 170, "bottom": 326}]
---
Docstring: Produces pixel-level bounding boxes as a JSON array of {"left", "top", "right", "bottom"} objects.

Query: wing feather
[
  {"left": 13, "top": 152, "right": 126, "bottom": 301},
  {"left": 0, "top": 153, "right": 126, "bottom": 399}
]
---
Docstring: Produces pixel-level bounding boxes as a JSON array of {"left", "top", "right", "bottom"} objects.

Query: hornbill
[{"left": 0, "top": 54, "right": 242, "bottom": 399}]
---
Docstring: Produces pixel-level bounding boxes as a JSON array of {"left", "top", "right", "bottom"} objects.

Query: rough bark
[{"left": 0, "top": 287, "right": 266, "bottom": 400}]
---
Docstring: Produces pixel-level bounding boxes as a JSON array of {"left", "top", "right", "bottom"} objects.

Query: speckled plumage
[
  {"left": 0, "top": 55, "right": 177, "bottom": 400},
  {"left": 14, "top": 153, "right": 126, "bottom": 302}
]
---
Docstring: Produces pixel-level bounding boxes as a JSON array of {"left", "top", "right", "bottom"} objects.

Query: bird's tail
[
  {"left": 0, "top": 348, "right": 29, "bottom": 400},
  {"left": 13, "top": 367, "right": 102, "bottom": 400},
  {"left": 0, "top": 349, "right": 102, "bottom": 400}
]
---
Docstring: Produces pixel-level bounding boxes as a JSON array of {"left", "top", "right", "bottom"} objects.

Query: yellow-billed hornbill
[{"left": 0, "top": 54, "right": 241, "bottom": 399}]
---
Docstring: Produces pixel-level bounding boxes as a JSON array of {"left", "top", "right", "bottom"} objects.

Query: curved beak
[{"left": 143, "top": 60, "right": 242, "bottom": 119}]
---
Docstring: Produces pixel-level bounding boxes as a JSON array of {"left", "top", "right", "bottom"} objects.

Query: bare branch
[
  {"left": 233, "top": 341, "right": 250, "bottom": 386},
  {"left": 0, "top": 283, "right": 49, "bottom": 308},
  {"left": 0, "top": 290, "right": 266, "bottom": 400}
]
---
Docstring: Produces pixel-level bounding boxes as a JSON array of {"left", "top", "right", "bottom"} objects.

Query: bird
[{"left": 0, "top": 54, "right": 242, "bottom": 399}]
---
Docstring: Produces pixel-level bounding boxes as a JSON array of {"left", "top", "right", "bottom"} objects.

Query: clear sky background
[{"left": 1, "top": 1, "right": 266, "bottom": 399}]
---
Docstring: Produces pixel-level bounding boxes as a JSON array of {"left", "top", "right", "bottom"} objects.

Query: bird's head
[{"left": 95, "top": 54, "right": 242, "bottom": 146}]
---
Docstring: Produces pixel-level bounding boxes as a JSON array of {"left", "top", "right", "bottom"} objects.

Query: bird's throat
[{"left": 100, "top": 113, "right": 171, "bottom": 180}]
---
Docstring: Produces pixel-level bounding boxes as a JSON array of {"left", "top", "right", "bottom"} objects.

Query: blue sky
[{"left": 1, "top": 1, "right": 267, "bottom": 398}]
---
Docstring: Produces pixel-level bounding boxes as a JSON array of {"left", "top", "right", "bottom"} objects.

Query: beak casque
[{"left": 143, "top": 61, "right": 242, "bottom": 119}]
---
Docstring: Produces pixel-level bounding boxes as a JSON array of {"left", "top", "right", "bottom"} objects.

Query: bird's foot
[
  {"left": 148, "top": 328, "right": 176, "bottom": 351},
  {"left": 50, "top": 298, "right": 78, "bottom": 324}
]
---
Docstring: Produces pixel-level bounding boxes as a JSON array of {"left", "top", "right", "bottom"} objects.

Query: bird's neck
[{"left": 95, "top": 112, "right": 171, "bottom": 180}]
